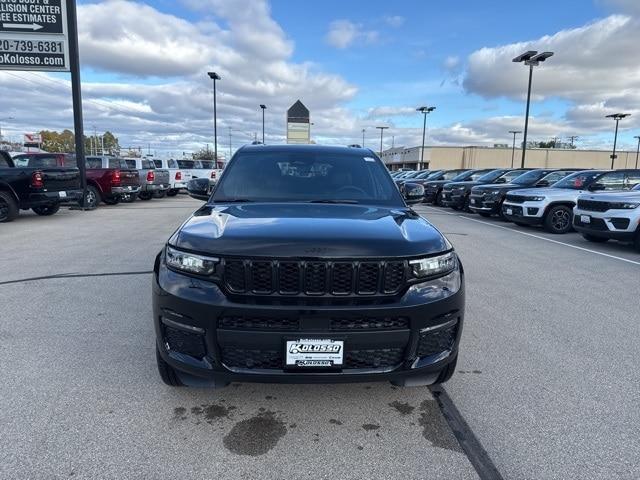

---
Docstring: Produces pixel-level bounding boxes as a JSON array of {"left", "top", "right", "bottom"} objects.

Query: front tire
[
  {"left": 32, "top": 204, "right": 61, "bottom": 216},
  {"left": 544, "top": 205, "right": 572, "bottom": 234},
  {"left": 433, "top": 190, "right": 443, "bottom": 206},
  {"left": 0, "top": 191, "right": 19, "bottom": 222},
  {"left": 582, "top": 233, "right": 608, "bottom": 243},
  {"left": 82, "top": 185, "right": 100, "bottom": 209},
  {"left": 156, "top": 346, "right": 184, "bottom": 387},
  {"left": 138, "top": 192, "right": 153, "bottom": 201}
]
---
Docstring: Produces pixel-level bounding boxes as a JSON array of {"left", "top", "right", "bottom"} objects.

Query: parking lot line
[{"left": 419, "top": 206, "right": 640, "bottom": 267}]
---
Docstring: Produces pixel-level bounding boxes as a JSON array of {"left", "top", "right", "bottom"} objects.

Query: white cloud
[
  {"left": 366, "top": 106, "right": 417, "bottom": 118},
  {"left": 383, "top": 15, "right": 405, "bottom": 28},
  {"left": 443, "top": 56, "right": 461, "bottom": 72},
  {"left": 325, "top": 20, "right": 379, "bottom": 49}
]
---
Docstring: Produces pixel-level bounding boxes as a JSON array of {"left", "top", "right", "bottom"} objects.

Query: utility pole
[
  {"left": 228, "top": 126, "right": 232, "bottom": 161},
  {"left": 362, "top": 128, "right": 365, "bottom": 147},
  {"left": 376, "top": 126, "right": 389, "bottom": 158},
  {"left": 207, "top": 72, "right": 221, "bottom": 161},
  {"left": 568, "top": 135, "right": 578, "bottom": 147},
  {"left": 634, "top": 135, "right": 640, "bottom": 169},
  {"left": 508, "top": 130, "right": 521, "bottom": 168}
]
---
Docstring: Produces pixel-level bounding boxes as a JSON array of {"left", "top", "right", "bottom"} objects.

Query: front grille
[
  {"left": 220, "top": 346, "right": 404, "bottom": 370},
  {"left": 221, "top": 347, "right": 283, "bottom": 369},
  {"left": 330, "top": 317, "right": 409, "bottom": 330},
  {"left": 416, "top": 325, "right": 457, "bottom": 358},
  {"left": 223, "top": 258, "right": 407, "bottom": 297},
  {"left": 345, "top": 348, "right": 404, "bottom": 369},
  {"left": 574, "top": 216, "right": 608, "bottom": 231},
  {"left": 218, "top": 316, "right": 300, "bottom": 330},
  {"left": 163, "top": 326, "right": 206, "bottom": 359},
  {"left": 577, "top": 199, "right": 609, "bottom": 212},
  {"left": 505, "top": 194, "right": 525, "bottom": 203}
]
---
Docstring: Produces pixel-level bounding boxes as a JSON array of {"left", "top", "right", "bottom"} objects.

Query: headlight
[
  {"left": 530, "top": 196, "right": 545, "bottom": 201},
  {"left": 409, "top": 251, "right": 457, "bottom": 279},
  {"left": 166, "top": 245, "right": 218, "bottom": 275},
  {"left": 611, "top": 202, "right": 640, "bottom": 209}
]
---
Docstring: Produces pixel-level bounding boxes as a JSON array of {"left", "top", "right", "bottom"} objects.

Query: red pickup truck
[{"left": 81, "top": 156, "right": 141, "bottom": 207}]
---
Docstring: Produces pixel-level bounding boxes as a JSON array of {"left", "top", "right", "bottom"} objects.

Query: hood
[
  {"left": 507, "top": 187, "right": 583, "bottom": 200},
  {"left": 578, "top": 191, "right": 640, "bottom": 203},
  {"left": 473, "top": 182, "right": 522, "bottom": 193},
  {"left": 423, "top": 179, "right": 451, "bottom": 188},
  {"left": 169, "top": 203, "right": 450, "bottom": 258},
  {"left": 444, "top": 180, "right": 481, "bottom": 189}
]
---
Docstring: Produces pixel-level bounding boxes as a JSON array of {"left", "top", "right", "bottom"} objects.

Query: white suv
[
  {"left": 573, "top": 183, "right": 640, "bottom": 250},
  {"left": 501, "top": 170, "right": 635, "bottom": 234}
]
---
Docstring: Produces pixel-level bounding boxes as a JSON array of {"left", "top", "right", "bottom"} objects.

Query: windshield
[
  {"left": 450, "top": 170, "right": 477, "bottom": 181},
  {"left": 213, "top": 150, "right": 404, "bottom": 206},
  {"left": 511, "top": 170, "right": 549, "bottom": 185},
  {"left": 413, "top": 170, "right": 432, "bottom": 179},
  {"left": 477, "top": 169, "right": 508, "bottom": 182},
  {"left": 442, "top": 170, "right": 464, "bottom": 180},
  {"left": 552, "top": 171, "right": 605, "bottom": 189},
  {"left": 177, "top": 160, "right": 195, "bottom": 169},
  {"left": 197, "top": 160, "right": 215, "bottom": 169}
]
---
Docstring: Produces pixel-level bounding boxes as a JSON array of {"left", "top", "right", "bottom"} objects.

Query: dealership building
[{"left": 380, "top": 145, "right": 639, "bottom": 171}]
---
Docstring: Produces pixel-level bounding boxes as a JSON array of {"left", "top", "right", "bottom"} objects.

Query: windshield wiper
[
  {"left": 211, "top": 198, "right": 254, "bottom": 203},
  {"left": 307, "top": 199, "right": 360, "bottom": 204}
]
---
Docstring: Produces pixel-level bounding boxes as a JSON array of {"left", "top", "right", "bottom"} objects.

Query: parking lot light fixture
[
  {"left": 508, "top": 130, "right": 522, "bottom": 168},
  {"left": 634, "top": 135, "right": 640, "bottom": 169},
  {"left": 260, "top": 104, "right": 266, "bottom": 144},
  {"left": 605, "top": 113, "right": 631, "bottom": 169},
  {"left": 513, "top": 50, "right": 554, "bottom": 168},
  {"left": 376, "top": 126, "right": 389, "bottom": 158},
  {"left": 417, "top": 106, "right": 435, "bottom": 170},
  {"left": 207, "top": 72, "right": 221, "bottom": 162}
]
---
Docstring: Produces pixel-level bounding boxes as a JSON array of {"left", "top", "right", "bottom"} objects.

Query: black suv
[
  {"left": 441, "top": 168, "right": 531, "bottom": 210},
  {"left": 423, "top": 169, "right": 494, "bottom": 205},
  {"left": 153, "top": 145, "right": 465, "bottom": 388}
]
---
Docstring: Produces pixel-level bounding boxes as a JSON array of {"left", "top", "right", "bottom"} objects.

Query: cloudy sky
[{"left": 1, "top": 0, "right": 640, "bottom": 157}]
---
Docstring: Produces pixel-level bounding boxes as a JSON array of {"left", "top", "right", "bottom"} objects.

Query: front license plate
[
  {"left": 470, "top": 198, "right": 476, "bottom": 204},
  {"left": 285, "top": 339, "right": 343, "bottom": 367},
  {"left": 58, "top": 191, "right": 67, "bottom": 198},
  {"left": 581, "top": 215, "right": 591, "bottom": 224},
  {"left": 506, "top": 208, "right": 513, "bottom": 215}
]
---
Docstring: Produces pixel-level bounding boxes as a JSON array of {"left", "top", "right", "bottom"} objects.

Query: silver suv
[
  {"left": 573, "top": 183, "right": 640, "bottom": 250},
  {"left": 501, "top": 170, "right": 640, "bottom": 234}
]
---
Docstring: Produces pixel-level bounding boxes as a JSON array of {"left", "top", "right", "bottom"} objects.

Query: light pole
[
  {"left": 605, "top": 113, "right": 630, "bottom": 169},
  {"left": 0, "top": 116, "right": 14, "bottom": 143},
  {"left": 376, "top": 126, "right": 388, "bottom": 158},
  {"left": 416, "top": 106, "right": 435, "bottom": 170},
  {"left": 228, "top": 126, "right": 232, "bottom": 163},
  {"left": 362, "top": 128, "right": 365, "bottom": 147},
  {"left": 513, "top": 50, "right": 554, "bottom": 168},
  {"left": 508, "top": 130, "right": 521, "bottom": 167},
  {"left": 259, "top": 104, "right": 266, "bottom": 144},
  {"left": 207, "top": 72, "right": 221, "bottom": 162},
  {"left": 634, "top": 135, "right": 640, "bottom": 169}
]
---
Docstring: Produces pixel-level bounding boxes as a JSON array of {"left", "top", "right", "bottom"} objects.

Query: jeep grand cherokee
[{"left": 152, "top": 144, "right": 465, "bottom": 388}]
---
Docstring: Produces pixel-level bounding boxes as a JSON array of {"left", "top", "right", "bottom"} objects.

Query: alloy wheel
[
  {"left": 552, "top": 209, "right": 570, "bottom": 231},
  {"left": 0, "top": 199, "right": 8, "bottom": 222}
]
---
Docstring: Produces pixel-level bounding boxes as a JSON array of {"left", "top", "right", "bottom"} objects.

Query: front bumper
[
  {"left": 573, "top": 208, "right": 639, "bottom": 241},
  {"left": 441, "top": 190, "right": 465, "bottom": 208},
  {"left": 501, "top": 201, "right": 545, "bottom": 224},
  {"left": 112, "top": 185, "right": 141, "bottom": 195},
  {"left": 468, "top": 194, "right": 501, "bottom": 213},
  {"left": 25, "top": 189, "right": 83, "bottom": 207},
  {"left": 152, "top": 254, "right": 465, "bottom": 385}
]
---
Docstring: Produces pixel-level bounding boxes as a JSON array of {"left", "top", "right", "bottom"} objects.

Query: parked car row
[
  {"left": 396, "top": 167, "right": 640, "bottom": 251},
  {"left": 0, "top": 151, "right": 208, "bottom": 222}
]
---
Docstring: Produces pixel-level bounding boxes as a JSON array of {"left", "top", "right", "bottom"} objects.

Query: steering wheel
[{"left": 336, "top": 185, "right": 367, "bottom": 196}]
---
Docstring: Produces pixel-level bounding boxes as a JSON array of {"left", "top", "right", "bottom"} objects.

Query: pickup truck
[
  {"left": 123, "top": 158, "right": 170, "bottom": 201},
  {"left": 193, "top": 160, "right": 222, "bottom": 185},
  {"left": 0, "top": 151, "right": 82, "bottom": 222},
  {"left": 82, "top": 156, "right": 141, "bottom": 208},
  {"left": 152, "top": 159, "right": 191, "bottom": 196}
]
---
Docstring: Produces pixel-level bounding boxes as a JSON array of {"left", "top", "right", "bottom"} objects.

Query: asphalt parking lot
[{"left": 2, "top": 197, "right": 639, "bottom": 479}]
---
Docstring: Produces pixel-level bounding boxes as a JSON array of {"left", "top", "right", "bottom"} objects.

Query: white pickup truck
[{"left": 152, "top": 159, "right": 191, "bottom": 196}]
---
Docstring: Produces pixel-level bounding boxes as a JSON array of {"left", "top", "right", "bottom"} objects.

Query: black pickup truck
[{"left": 0, "top": 151, "right": 82, "bottom": 222}]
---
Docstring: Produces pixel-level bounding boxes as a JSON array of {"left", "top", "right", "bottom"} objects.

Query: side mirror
[
  {"left": 589, "top": 183, "right": 605, "bottom": 192},
  {"left": 495, "top": 177, "right": 507, "bottom": 184},
  {"left": 403, "top": 182, "right": 425, "bottom": 204},
  {"left": 187, "top": 178, "right": 211, "bottom": 201},
  {"left": 536, "top": 180, "right": 549, "bottom": 187}
]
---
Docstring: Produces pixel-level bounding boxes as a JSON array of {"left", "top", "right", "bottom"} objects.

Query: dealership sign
[
  {"left": 0, "top": 0, "right": 70, "bottom": 71},
  {"left": 24, "top": 132, "right": 41, "bottom": 144}
]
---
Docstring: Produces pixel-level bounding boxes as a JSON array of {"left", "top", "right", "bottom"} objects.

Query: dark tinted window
[
  {"left": 198, "top": 160, "right": 215, "bottom": 169},
  {"left": 86, "top": 157, "right": 102, "bottom": 169},
  {"left": 442, "top": 170, "right": 464, "bottom": 180},
  {"left": 625, "top": 171, "right": 640, "bottom": 188},
  {"left": 125, "top": 159, "right": 136, "bottom": 168},
  {"left": 153, "top": 160, "right": 162, "bottom": 168},
  {"left": 14, "top": 154, "right": 59, "bottom": 168},
  {"left": 552, "top": 171, "right": 604, "bottom": 189},
  {"left": 595, "top": 171, "right": 625, "bottom": 190},
  {"left": 108, "top": 158, "right": 129, "bottom": 169},
  {"left": 62, "top": 155, "right": 77, "bottom": 167},
  {"left": 469, "top": 169, "right": 494, "bottom": 181},
  {"left": 177, "top": 160, "right": 195, "bottom": 169},
  {"left": 142, "top": 159, "right": 155, "bottom": 169},
  {"left": 0, "top": 153, "right": 10, "bottom": 168},
  {"left": 511, "top": 170, "right": 551, "bottom": 185},
  {"left": 214, "top": 150, "right": 404, "bottom": 206}
]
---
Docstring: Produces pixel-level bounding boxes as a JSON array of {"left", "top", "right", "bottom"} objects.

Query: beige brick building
[{"left": 381, "top": 146, "right": 639, "bottom": 171}]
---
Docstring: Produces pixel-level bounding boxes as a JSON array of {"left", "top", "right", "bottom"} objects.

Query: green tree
[{"left": 192, "top": 145, "right": 215, "bottom": 160}]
